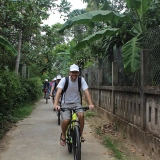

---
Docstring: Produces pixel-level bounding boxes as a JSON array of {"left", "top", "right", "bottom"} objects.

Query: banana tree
[
  {"left": 59, "top": 0, "right": 151, "bottom": 73},
  {"left": 0, "top": 35, "right": 17, "bottom": 70},
  {"left": 0, "top": 35, "right": 17, "bottom": 56}
]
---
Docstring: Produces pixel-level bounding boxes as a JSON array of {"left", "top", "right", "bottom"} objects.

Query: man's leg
[
  {"left": 60, "top": 103, "right": 71, "bottom": 145},
  {"left": 60, "top": 119, "right": 70, "bottom": 146},
  {"left": 77, "top": 112, "right": 84, "bottom": 137}
]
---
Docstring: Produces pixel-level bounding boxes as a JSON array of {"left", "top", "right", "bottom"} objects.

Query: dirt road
[{"left": 0, "top": 98, "right": 114, "bottom": 160}]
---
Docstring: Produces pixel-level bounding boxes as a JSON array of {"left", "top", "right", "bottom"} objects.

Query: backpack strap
[
  {"left": 63, "top": 76, "right": 69, "bottom": 93},
  {"left": 78, "top": 76, "right": 82, "bottom": 105},
  {"left": 60, "top": 76, "right": 69, "bottom": 105}
]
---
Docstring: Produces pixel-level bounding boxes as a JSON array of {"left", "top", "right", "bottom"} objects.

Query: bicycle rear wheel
[
  {"left": 46, "top": 93, "right": 48, "bottom": 104},
  {"left": 73, "top": 126, "right": 81, "bottom": 160}
]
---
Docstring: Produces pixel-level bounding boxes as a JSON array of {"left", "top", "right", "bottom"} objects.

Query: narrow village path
[{"left": 0, "top": 98, "right": 114, "bottom": 160}]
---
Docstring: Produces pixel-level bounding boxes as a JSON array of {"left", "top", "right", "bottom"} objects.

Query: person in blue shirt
[{"left": 43, "top": 79, "right": 50, "bottom": 98}]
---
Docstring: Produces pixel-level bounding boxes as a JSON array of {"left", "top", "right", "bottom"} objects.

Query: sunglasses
[{"left": 70, "top": 71, "right": 79, "bottom": 74}]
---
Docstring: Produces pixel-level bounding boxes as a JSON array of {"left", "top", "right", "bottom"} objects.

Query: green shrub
[
  {"left": 0, "top": 71, "right": 22, "bottom": 115},
  {"left": 21, "top": 77, "right": 42, "bottom": 101},
  {"left": 0, "top": 70, "right": 42, "bottom": 129}
]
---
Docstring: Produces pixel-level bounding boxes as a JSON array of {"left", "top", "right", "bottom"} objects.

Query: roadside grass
[
  {"left": 12, "top": 102, "right": 36, "bottom": 122},
  {"left": 103, "top": 136, "right": 123, "bottom": 159},
  {"left": 85, "top": 109, "right": 146, "bottom": 160},
  {"left": 84, "top": 108, "right": 125, "bottom": 160},
  {"left": 0, "top": 102, "right": 36, "bottom": 139},
  {"left": 82, "top": 99, "right": 124, "bottom": 159},
  {"left": 94, "top": 125, "right": 123, "bottom": 159},
  {"left": 85, "top": 110, "right": 95, "bottom": 118}
]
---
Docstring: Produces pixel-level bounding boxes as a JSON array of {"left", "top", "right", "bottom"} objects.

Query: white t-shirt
[{"left": 57, "top": 76, "right": 88, "bottom": 104}]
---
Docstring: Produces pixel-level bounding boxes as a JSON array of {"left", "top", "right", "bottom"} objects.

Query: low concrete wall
[
  {"left": 87, "top": 86, "right": 160, "bottom": 160},
  {"left": 82, "top": 50, "right": 160, "bottom": 159}
]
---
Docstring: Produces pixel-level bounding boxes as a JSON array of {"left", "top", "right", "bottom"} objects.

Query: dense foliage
[
  {"left": 1, "top": 0, "right": 160, "bottom": 137},
  {"left": 0, "top": 70, "right": 42, "bottom": 134},
  {"left": 0, "top": 0, "right": 71, "bottom": 137}
]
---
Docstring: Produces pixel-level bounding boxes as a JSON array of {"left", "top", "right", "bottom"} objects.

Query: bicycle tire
[
  {"left": 73, "top": 126, "right": 81, "bottom": 160},
  {"left": 58, "top": 110, "right": 60, "bottom": 125},
  {"left": 46, "top": 93, "right": 48, "bottom": 104},
  {"left": 46, "top": 99, "right": 48, "bottom": 104},
  {"left": 67, "top": 128, "right": 73, "bottom": 153}
]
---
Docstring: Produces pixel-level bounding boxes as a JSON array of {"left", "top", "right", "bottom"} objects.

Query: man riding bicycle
[
  {"left": 43, "top": 79, "right": 50, "bottom": 98},
  {"left": 50, "top": 75, "right": 62, "bottom": 107},
  {"left": 54, "top": 64, "right": 94, "bottom": 146}
]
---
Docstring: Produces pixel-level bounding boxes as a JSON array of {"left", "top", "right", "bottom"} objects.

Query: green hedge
[{"left": 0, "top": 71, "right": 42, "bottom": 125}]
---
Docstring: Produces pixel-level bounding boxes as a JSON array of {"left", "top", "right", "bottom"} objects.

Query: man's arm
[
  {"left": 54, "top": 88, "right": 62, "bottom": 110},
  {"left": 83, "top": 89, "right": 94, "bottom": 109}
]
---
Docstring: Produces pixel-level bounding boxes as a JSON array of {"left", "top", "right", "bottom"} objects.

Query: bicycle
[
  {"left": 45, "top": 88, "right": 50, "bottom": 104},
  {"left": 56, "top": 99, "right": 61, "bottom": 125},
  {"left": 60, "top": 106, "right": 89, "bottom": 160},
  {"left": 52, "top": 95, "right": 61, "bottom": 125}
]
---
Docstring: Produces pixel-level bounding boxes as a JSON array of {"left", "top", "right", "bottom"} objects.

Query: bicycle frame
[
  {"left": 66, "top": 111, "right": 79, "bottom": 142},
  {"left": 61, "top": 107, "right": 89, "bottom": 160}
]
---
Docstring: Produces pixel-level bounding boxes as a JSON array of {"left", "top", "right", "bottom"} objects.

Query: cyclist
[
  {"left": 49, "top": 78, "right": 55, "bottom": 88},
  {"left": 43, "top": 79, "right": 50, "bottom": 98},
  {"left": 50, "top": 77, "right": 56, "bottom": 97},
  {"left": 54, "top": 64, "right": 94, "bottom": 146},
  {"left": 50, "top": 75, "right": 62, "bottom": 107}
]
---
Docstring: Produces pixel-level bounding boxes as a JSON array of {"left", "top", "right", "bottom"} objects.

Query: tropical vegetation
[
  {"left": 1, "top": 0, "right": 160, "bottom": 137},
  {"left": 0, "top": 0, "right": 71, "bottom": 137},
  {"left": 59, "top": 0, "right": 158, "bottom": 74}
]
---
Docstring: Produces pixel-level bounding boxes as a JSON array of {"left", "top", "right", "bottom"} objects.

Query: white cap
[
  {"left": 70, "top": 64, "right": 79, "bottom": 72},
  {"left": 56, "top": 75, "right": 62, "bottom": 79},
  {"left": 53, "top": 77, "right": 56, "bottom": 81},
  {"left": 45, "top": 79, "right": 48, "bottom": 82}
]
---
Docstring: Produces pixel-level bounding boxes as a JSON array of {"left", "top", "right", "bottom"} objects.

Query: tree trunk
[{"left": 15, "top": 30, "right": 22, "bottom": 75}]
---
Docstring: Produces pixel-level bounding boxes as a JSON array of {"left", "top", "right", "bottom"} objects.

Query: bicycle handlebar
[{"left": 60, "top": 107, "right": 89, "bottom": 112}]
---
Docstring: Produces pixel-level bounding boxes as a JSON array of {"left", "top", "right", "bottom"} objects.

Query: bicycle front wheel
[
  {"left": 58, "top": 110, "right": 60, "bottom": 125},
  {"left": 73, "top": 126, "right": 81, "bottom": 160},
  {"left": 67, "top": 128, "right": 73, "bottom": 153}
]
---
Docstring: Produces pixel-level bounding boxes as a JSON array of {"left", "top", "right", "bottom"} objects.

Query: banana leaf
[
  {"left": 74, "top": 28, "right": 120, "bottom": 50},
  {"left": 122, "top": 36, "right": 142, "bottom": 73},
  {"left": 0, "top": 35, "right": 17, "bottom": 56},
  {"left": 124, "top": 0, "right": 151, "bottom": 16},
  {"left": 59, "top": 10, "right": 129, "bottom": 33}
]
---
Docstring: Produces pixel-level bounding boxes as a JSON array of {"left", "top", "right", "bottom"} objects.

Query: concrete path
[{"left": 0, "top": 98, "right": 114, "bottom": 160}]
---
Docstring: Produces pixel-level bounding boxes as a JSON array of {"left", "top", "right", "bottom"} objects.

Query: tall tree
[{"left": 0, "top": 0, "right": 71, "bottom": 75}]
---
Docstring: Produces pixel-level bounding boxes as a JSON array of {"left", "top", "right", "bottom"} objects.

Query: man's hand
[
  {"left": 89, "top": 104, "right": 94, "bottom": 110},
  {"left": 54, "top": 105, "right": 60, "bottom": 111}
]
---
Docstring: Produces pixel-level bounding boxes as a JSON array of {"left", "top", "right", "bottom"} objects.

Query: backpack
[
  {"left": 61, "top": 76, "right": 82, "bottom": 105},
  {"left": 54, "top": 82, "right": 57, "bottom": 91},
  {"left": 52, "top": 82, "right": 57, "bottom": 96},
  {"left": 44, "top": 82, "right": 50, "bottom": 89}
]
